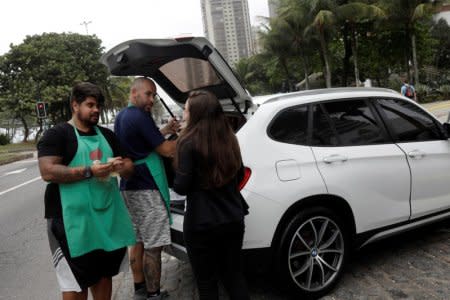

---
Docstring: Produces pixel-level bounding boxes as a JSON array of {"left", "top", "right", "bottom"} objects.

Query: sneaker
[
  {"left": 146, "top": 290, "right": 169, "bottom": 300},
  {"left": 133, "top": 287, "right": 147, "bottom": 300}
]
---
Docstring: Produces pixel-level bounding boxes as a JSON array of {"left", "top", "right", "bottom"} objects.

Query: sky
[{"left": 0, "top": 0, "right": 269, "bottom": 56}]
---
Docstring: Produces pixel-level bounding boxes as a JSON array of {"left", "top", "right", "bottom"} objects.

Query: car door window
[
  {"left": 377, "top": 99, "right": 444, "bottom": 142},
  {"left": 311, "top": 104, "right": 338, "bottom": 146},
  {"left": 319, "top": 99, "right": 388, "bottom": 146},
  {"left": 268, "top": 105, "right": 308, "bottom": 145}
]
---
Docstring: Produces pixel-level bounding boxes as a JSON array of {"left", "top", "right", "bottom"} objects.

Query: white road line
[
  {"left": 4, "top": 168, "right": 27, "bottom": 175},
  {"left": 0, "top": 176, "right": 42, "bottom": 197}
]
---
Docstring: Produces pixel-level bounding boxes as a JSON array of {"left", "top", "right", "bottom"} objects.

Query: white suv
[{"left": 102, "top": 37, "right": 450, "bottom": 298}]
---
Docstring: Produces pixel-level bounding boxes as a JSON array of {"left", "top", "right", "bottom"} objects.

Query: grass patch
[
  {"left": 0, "top": 142, "right": 36, "bottom": 153},
  {"left": 0, "top": 142, "right": 36, "bottom": 165}
]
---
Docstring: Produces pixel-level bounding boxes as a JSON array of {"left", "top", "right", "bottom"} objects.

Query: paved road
[
  {"left": 0, "top": 158, "right": 59, "bottom": 300},
  {"left": 0, "top": 158, "right": 125, "bottom": 300},
  {"left": 113, "top": 221, "right": 450, "bottom": 300},
  {"left": 0, "top": 100, "right": 448, "bottom": 299}
]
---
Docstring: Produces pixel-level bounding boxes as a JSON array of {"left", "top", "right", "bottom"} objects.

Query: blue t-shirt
[{"left": 114, "top": 106, "right": 165, "bottom": 190}]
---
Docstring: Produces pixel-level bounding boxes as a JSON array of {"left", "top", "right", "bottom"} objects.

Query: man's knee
[{"left": 144, "top": 246, "right": 162, "bottom": 257}]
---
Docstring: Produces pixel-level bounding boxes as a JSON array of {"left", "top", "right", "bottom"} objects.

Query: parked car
[{"left": 101, "top": 37, "right": 450, "bottom": 298}]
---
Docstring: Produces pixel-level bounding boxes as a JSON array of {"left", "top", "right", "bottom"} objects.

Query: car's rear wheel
[{"left": 276, "top": 207, "right": 349, "bottom": 298}]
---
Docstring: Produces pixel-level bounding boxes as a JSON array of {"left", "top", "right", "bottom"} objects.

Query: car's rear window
[{"left": 159, "top": 58, "right": 223, "bottom": 92}]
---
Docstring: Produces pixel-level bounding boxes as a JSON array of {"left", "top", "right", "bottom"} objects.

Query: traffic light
[{"left": 36, "top": 102, "right": 47, "bottom": 118}]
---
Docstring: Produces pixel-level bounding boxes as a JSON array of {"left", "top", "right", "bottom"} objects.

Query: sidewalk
[
  {"left": 423, "top": 99, "right": 450, "bottom": 122},
  {"left": 112, "top": 252, "right": 199, "bottom": 300}
]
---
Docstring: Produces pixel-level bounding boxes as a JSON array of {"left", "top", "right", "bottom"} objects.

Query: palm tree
[
  {"left": 278, "top": 0, "right": 314, "bottom": 89},
  {"left": 337, "top": 2, "right": 386, "bottom": 86},
  {"left": 305, "top": 0, "right": 337, "bottom": 88},
  {"left": 260, "top": 18, "right": 296, "bottom": 90},
  {"left": 378, "top": 0, "right": 442, "bottom": 85}
]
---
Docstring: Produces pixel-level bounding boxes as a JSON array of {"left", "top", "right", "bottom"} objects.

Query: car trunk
[{"left": 101, "top": 37, "right": 253, "bottom": 119}]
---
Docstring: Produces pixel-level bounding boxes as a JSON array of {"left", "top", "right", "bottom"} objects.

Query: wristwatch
[{"left": 83, "top": 166, "right": 93, "bottom": 179}]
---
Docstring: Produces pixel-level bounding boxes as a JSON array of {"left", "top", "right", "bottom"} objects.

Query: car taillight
[{"left": 238, "top": 167, "right": 252, "bottom": 191}]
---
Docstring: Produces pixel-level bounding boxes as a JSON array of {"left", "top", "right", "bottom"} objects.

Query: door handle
[
  {"left": 323, "top": 154, "right": 348, "bottom": 164},
  {"left": 408, "top": 150, "right": 426, "bottom": 159}
]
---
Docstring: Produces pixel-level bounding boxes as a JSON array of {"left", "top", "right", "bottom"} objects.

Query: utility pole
[{"left": 80, "top": 20, "right": 92, "bottom": 35}]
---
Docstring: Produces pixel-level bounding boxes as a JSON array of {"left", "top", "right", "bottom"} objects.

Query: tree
[
  {"left": 234, "top": 54, "right": 279, "bottom": 95},
  {"left": 306, "top": 5, "right": 336, "bottom": 88},
  {"left": 0, "top": 33, "right": 108, "bottom": 141},
  {"left": 378, "top": 0, "right": 441, "bottom": 85},
  {"left": 259, "top": 18, "right": 296, "bottom": 89},
  {"left": 105, "top": 76, "right": 133, "bottom": 122},
  {"left": 430, "top": 18, "right": 450, "bottom": 74},
  {"left": 278, "top": 0, "right": 315, "bottom": 89},
  {"left": 336, "top": 2, "right": 386, "bottom": 86}
]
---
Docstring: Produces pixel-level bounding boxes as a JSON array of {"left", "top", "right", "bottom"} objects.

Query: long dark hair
[{"left": 175, "top": 90, "right": 242, "bottom": 188}]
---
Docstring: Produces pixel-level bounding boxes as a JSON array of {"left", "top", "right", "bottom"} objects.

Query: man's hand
[
  {"left": 160, "top": 118, "right": 180, "bottom": 136},
  {"left": 91, "top": 162, "right": 113, "bottom": 179},
  {"left": 108, "top": 156, "right": 134, "bottom": 179}
]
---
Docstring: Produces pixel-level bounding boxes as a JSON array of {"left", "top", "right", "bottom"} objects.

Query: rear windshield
[
  {"left": 226, "top": 113, "right": 247, "bottom": 132},
  {"left": 159, "top": 58, "right": 223, "bottom": 92}
]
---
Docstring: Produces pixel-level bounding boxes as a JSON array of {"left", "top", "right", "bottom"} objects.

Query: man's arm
[
  {"left": 155, "top": 140, "right": 177, "bottom": 158},
  {"left": 39, "top": 156, "right": 113, "bottom": 183}
]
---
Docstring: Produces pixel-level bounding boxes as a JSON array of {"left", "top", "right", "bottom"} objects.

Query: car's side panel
[
  {"left": 311, "top": 145, "right": 411, "bottom": 233},
  {"left": 238, "top": 107, "right": 328, "bottom": 249},
  {"left": 397, "top": 140, "right": 450, "bottom": 218}
]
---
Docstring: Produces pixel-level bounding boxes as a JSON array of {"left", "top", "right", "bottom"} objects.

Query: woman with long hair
[{"left": 173, "top": 90, "right": 250, "bottom": 300}]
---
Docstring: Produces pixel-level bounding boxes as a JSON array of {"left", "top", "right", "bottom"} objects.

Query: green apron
[
  {"left": 135, "top": 153, "right": 172, "bottom": 224},
  {"left": 127, "top": 103, "right": 172, "bottom": 224},
  {"left": 59, "top": 125, "right": 136, "bottom": 258}
]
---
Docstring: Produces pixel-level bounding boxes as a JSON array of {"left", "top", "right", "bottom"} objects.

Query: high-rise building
[
  {"left": 268, "top": 0, "right": 280, "bottom": 18},
  {"left": 201, "top": 0, "right": 254, "bottom": 66}
]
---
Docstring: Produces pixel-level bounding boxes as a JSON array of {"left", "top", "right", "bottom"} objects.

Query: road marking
[
  {"left": 13, "top": 159, "right": 37, "bottom": 164},
  {"left": 4, "top": 168, "right": 27, "bottom": 176},
  {"left": 0, "top": 176, "right": 42, "bottom": 197}
]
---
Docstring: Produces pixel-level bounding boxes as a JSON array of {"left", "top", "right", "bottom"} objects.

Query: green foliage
[
  {"left": 440, "top": 84, "right": 450, "bottom": 98},
  {"left": 387, "top": 74, "right": 403, "bottom": 91},
  {"left": 430, "top": 19, "right": 450, "bottom": 71},
  {"left": 246, "top": 0, "right": 446, "bottom": 93},
  {"left": 0, "top": 33, "right": 108, "bottom": 128},
  {"left": 0, "top": 134, "right": 10, "bottom": 145},
  {"left": 415, "top": 83, "right": 431, "bottom": 103}
]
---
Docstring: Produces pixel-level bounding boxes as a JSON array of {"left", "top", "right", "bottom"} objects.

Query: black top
[
  {"left": 37, "top": 122, "right": 125, "bottom": 218},
  {"left": 173, "top": 141, "right": 249, "bottom": 232}
]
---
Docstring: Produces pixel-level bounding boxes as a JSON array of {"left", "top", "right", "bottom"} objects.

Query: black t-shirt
[{"left": 37, "top": 123, "right": 125, "bottom": 218}]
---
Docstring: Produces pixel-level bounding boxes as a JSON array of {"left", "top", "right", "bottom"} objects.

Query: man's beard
[{"left": 77, "top": 111, "right": 99, "bottom": 127}]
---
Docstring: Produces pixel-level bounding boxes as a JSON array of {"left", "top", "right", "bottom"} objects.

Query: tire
[{"left": 275, "top": 206, "right": 350, "bottom": 299}]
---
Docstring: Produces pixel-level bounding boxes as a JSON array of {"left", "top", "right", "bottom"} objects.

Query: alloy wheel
[{"left": 287, "top": 216, "right": 345, "bottom": 292}]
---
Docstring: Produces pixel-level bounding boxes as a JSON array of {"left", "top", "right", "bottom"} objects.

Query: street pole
[{"left": 80, "top": 21, "right": 92, "bottom": 35}]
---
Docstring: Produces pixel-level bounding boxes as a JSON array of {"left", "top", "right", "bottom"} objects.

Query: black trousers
[{"left": 184, "top": 221, "right": 250, "bottom": 300}]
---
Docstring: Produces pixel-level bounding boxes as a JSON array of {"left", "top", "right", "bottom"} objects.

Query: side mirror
[{"left": 444, "top": 123, "right": 450, "bottom": 138}]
